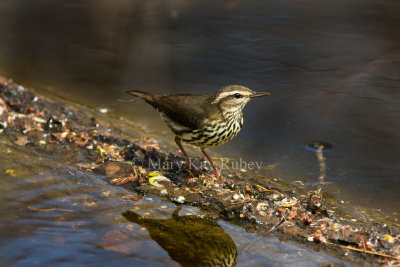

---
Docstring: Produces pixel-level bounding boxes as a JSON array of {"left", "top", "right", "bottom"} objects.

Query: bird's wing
[{"left": 153, "top": 94, "right": 215, "bottom": 130}]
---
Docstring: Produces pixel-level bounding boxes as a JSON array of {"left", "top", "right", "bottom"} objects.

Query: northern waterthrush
[{"left": 127, "top": 85, "right": 269, "bottom": 179}]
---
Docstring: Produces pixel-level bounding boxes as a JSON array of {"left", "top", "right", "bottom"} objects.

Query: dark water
[{"left": 0, "top": 0, "right": 399, "bottom": 264}]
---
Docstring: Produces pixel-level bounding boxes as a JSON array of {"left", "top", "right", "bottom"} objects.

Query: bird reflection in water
[{"left": 122, "top": 207, "right": 238, "bottom": 267}]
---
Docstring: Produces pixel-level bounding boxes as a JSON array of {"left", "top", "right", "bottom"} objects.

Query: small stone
[
  {"left": 172, "top": 196, "right": 185, "bottom": 204},
  {"left": 160, "top": 189, "right": 167, "bottom": 195}
]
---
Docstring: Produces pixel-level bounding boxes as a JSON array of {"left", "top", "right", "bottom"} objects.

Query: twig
[
  {"left": 325, "top": 242, "right": 400, "bottom": 260},
  {"left": 256, "top": 185, "right": 285, "bottom": 197},
  {"left": 242, "top": 216, "right": 286, "bottom": 255},
  {"left": 354, "top": 234, "right": 367, "bottom": 252}
]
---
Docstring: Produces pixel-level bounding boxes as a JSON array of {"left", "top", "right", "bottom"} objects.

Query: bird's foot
[
  {"left": 213, "top": 168, "right": 227, "bottom": 183},
  {"left": 182, "top": 162, "right": 201, "bottom": 177}
]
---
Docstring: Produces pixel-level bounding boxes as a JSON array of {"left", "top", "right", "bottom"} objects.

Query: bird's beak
[{"left": 250, "top": 92, "right": 270, "bottom": 98}]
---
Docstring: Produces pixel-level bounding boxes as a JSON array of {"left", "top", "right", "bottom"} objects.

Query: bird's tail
[{"left": 126, "top": 90, "right": 154, "bottom": 103}]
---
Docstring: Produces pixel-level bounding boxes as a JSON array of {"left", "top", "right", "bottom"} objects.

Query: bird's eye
[{"left": 234, "top": 93, "right": 242, "bottom": 99}]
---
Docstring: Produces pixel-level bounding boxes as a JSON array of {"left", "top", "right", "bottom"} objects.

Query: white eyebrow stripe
[{"left": 211, "top": 91, "right": 233, "bottom": 104}]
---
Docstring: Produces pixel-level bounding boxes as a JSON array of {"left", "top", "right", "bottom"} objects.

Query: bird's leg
[
  {"left": 201, "top": 148, "right": 226, "bottom": 182},
  {"left": 175, "top": 136, "right": 190, "bottom": 161},
  {"left": 175, "top": 136, "right": 198, "bottom": 173}
]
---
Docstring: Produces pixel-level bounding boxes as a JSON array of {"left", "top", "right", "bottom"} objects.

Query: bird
[
  {"left": 122, "top": 207, "right": 238, "bottom": 267},
  {"left": 127, "top": 85, "right": 269, "bottom": 180}
]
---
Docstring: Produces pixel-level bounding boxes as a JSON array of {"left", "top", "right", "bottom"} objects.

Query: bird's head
[{"left": 212, "top": 85, "right": 270, "bottom": 117}]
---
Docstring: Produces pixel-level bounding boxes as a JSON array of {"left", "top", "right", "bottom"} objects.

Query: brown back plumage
[{"left": 127, "top": 90, "right": 218, "bottom": 130}]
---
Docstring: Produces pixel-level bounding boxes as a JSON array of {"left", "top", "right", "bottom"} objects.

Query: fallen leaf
[
  {"left": 105, "top": 163, "right": 121, "bottom": 176},
  {"left": 121, "top": 194, "right": 141, "bottom": 201},
  {"left": 110, "top": 176, "right": 138, "bottom": 185},
  {"left": 15, "top": 136, "right": 29, "bottom": 146},
  {"left": 384, "top": 234, "right": 394, "bottom": 243},
  {"left": 149, "top": 175, "right": 171, "bottom": 187}
]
